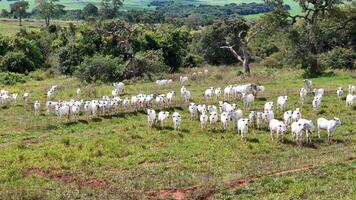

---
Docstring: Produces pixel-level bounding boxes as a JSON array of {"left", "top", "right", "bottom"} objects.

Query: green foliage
[
  {"left": 76, "top": 54, "right": 124, "bottom": 83},
  {"left": 320, "top": 47, "right": 356, "bottom": 69},
  {"left": 183, "top": 53, "right": 204, "bottom": 68},
  {"left": 100, "top": 0, "right": 123, "bottom": 19},
  {"left": 57, "top": 43, "right": 82, "bottom": 76},
  {"left": 198, "top": 18, "right": 249, "bottom": 65},
  {"left": 133, "top": 28, "right": 191, "bottom": 71},
  {"left": 82, "top": 3, "right": 98, "bottom": 19},
  {"left": 161, "top": 29, "right": 191, "bottom": 71},
  {"left": 125, "top": 50, "right": 169, "bottom": 80},
  {"left": 0, "top": 51, "right": 35, "bottom": 74},
  {"left": 10, "top": 0, "right": 29, "bottom": 25},
  {"left": 34, "top": 0, "right": 65, "bottom": 26},
  {"left": 0, "top": 71, "right": 30, "bottom": 85},
  {"left": 29, "top": 69, "right": 54, "bottom": 81},
  {"left": 0, "top": 9, "right": 11, "bottom": 18}
]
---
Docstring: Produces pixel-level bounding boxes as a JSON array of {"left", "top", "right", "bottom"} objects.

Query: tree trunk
[
  {"left": 243, "top": 58, "right": 250, "bottom": 76},
  {"left": 241, "top": 43, "right": 250, "bottom": 76},
  {"left": 45, "top": 17, "right": 50, "bottom": 27},
  {"left": 19, "top": 16, "right": 22, "bottom": 26}
]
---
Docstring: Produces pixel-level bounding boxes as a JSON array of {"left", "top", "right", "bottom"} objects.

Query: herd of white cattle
[{"left": 0, "top": 73, "right": 355, "bottom": 143}]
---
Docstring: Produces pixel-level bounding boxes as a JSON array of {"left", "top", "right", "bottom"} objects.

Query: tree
[
  {"left": 76, "top": 54, "right": 124, "bottom": 83},
  {"left": 0, "top": 51, "right": 35, "bottom": 74},
  {"left": 100, "top": 0, "right": 124, "bottom": 19},
  {"left": 265, "top": 0, "right": 356, "bottom": 76},
  {"left": 1, "top": 9, "right": 11, "bottom": 18},
  {"left": 10, "top": 1, "right": 29, "bottom": 26},
  {"left": 82, "top": 3, "right": 98, "bottom": 19},
  {"left": 199, "top": 19, "right": 249, "bottom": 66},
  {"left": 35, "top": 0, "right": 65, "bottom": 27}
]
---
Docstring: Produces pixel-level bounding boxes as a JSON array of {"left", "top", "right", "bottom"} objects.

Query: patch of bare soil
[{"left": 21, "top": 168, "right": 110, "bottom": 189}]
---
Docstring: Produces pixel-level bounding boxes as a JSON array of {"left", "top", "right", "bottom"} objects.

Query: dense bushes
[
  {"left": 0, "top": 35, "right": 45, "bottom": 74},
  {"left": 0, "top": 72, "right": 29, "bottom": 85},
  {"left": 76, "top": 55, "right": 125, "bottom": 83},
  {"left": 320, "top": 47, "right": 356, "bottom": 69},
  {"left": 0, "top": 51, "right": 35, "bottom": 74}
]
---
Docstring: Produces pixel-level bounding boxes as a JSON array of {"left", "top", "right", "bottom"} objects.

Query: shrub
[
  {"left": 125, "top": 50, "right": 169, "bottom": 80},
  {"left": 320, "top": 47, "right": 356, "bottom": 69},
  {"left": 57, "top": 44, "right": 83, "bottom": 76},
  {"left": 29, "top": 69, "right": 53, "bottom": 81},
  {"left": 183, "top": 53, "right": 204, "bottom": 68},
  {"left": 76, "top": 54, "right": 125, "bottom": 83},
  {"left": 0, "top": 51, "right": 35, "bottom": 74},
  {"left": 0, "top": 72, "right": 30, "bottom": 85}
]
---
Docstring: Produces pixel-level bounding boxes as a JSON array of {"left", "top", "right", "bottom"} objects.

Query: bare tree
[{"left": 220, "top": 27, "right": 261, "bottom": 76}]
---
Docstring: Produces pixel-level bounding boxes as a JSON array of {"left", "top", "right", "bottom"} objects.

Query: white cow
[
  {"left": 172, "top": 112, "right": 182, "bottom": 131},
  {"left": 147, "top": 109, "right": 156, "bottom": 128},
  {"left": 237, "top": 118, "right": 249, "bottom": 141},
  {"left": 269, "top": 119, "right": 287, "bottom": 142},
  {"left": 277, "top": 96, "right": 288, "bottom": 111},
  {"left": 317, "top": 117, "right": 341, "bottom": 140}
]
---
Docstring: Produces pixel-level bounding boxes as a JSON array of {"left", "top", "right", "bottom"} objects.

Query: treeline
[
  {"left": 149, "top": 2, "right": 291, "bottom": 18},
  {"left": 0, "top": 0, "right": 290, "bottom": 24},
  {"left": 0, "top": 0, "right": 356, "bottom": 85}
]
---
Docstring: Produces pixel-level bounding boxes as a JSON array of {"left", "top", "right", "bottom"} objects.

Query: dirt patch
[
  {"left": 21, "top": 168, "right": 110, "bottom": 189},
  {"left": 148, "top": 164, "right": 318, "bottom": 200}
]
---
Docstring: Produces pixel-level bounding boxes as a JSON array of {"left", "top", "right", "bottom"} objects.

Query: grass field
[
  {"left": 0, "top": 18, "right": 82, "bottom": 36},
  {"left": 0, "top": 0, "right": 301, "bottom": 14},
  {"left": 0, "top": 66, "right": 355, "bottom": 199}
]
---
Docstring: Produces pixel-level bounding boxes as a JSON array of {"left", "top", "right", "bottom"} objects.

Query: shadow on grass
[
  {"left": 92, "top": 117, "right": 102, "bottom": 122},
  {"left": 46, "top": 125, "right": 58, "bottom": 130},
  {"left": 246, "top": 138, "right": 260, "bottom": 143},
  {"left": 282, "top": 139, "right": 318, "bottom": 149},
  {"left": 257, "top": 97, "right": 267, "bottom": 101}
]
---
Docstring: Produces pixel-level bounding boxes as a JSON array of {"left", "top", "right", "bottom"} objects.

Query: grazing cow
[
  {"left": 336, "top": 87, "right": 343, "bottom": 99},
  {"left": 300, "top": 88, "right": 307, "bottom": 104},
  {"left": 180, "top": 76, "right": 188, "bottom": 85},
  {"left": 264, "top": 102, "right": 273, "bottom": 112},
  {"left": 200, "top": 112, "right": 208, "bottom": 129},
  {"left": 346, "top": 94, "right": 355, "bottom": 106},
  {"left": 312, "top": 96, "right": 322, "bottom": 111},
  {"left": 304, "top": 79, "right": 313, "bottom": 93},
  {"left": 256, "top": 112, "right": 264, "bottom": 129},
  {"left": 298, "top": 119, "right": 314, "bottom": 142},
  {"left": 147, "top": 109, "right": 156, "bottom": 128},
  {"left": 221, "top": 112, "right": 230, "bottom": 130},
  {"left": 188, "top": 103, "right": 198, "bottom": 119},
  {"left": 242, "top": 93, "right": 254, "bottom": 108},
  {"left": 283, "top": 110, "right": 293, "bottom": 127},
  {"left": 277, "top": 96, "right": 288, "bottom": 112},
  {"left": 291, "top": 121, "right": 306, "bottom": 144},
  {"left": 172, "top": 112, "right": 182, "bottom": 131},
  {"left": 269, "top": 119, "right": 287, "bottom": 142},
  {"left": 237, "top": 118, "right": 249, "bottom": 141},
  {"left": 209, "top": 112, "right": 218, "bottom": 131},
  {"left": 34, "top": 100, "right": 41, "bottom": 116},
  {"left": 158, "top": 111, "right": 170, "bottom": 127},
  {"left": 317, "top": 117, "right": 341, "bottom": 140}
]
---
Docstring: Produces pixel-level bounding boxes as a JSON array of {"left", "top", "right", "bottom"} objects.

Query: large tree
[
  {"left": 10, "top": 0, "right": 29, "bottom": 26},
  {"left": 265, "top": 0, "right": 356, "bottom": 76},
  {"left": 100, "top": 0, "right": 124, "bottom": 19},
  {"left": 35, "top": 0, "right": 65, "bottom": 27}
]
